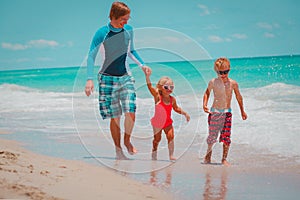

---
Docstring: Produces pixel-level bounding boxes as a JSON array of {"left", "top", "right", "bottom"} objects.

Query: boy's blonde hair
[
  {"left": 156, "top": 76, "right": 174, "bottom": 95},
  {"left": 109, "top": 2, "right": 130, "bottom": 20},
  {"left": 214, "top": 57, "right": 230, "bottom": 72}
]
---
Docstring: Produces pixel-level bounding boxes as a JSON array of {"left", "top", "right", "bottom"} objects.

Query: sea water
[{"left": 1, "top": 55, "right": 300, "bottom": 198}]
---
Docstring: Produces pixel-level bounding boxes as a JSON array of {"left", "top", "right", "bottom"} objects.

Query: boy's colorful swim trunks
[{"left": 207, "top": 111, "right": 232, "bottom": 145}]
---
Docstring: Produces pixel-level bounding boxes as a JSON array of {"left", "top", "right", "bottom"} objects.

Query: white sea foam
[
  {"left": 0, "top": 83, "right": 299, "bottom": 160},
  {"left": 232, "top": 83, "right": 300, "bottom": 158}
]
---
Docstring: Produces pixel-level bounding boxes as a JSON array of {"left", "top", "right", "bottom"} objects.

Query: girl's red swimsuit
[{"left": 151, "top": 95, "right": 173, "bottom": 129}]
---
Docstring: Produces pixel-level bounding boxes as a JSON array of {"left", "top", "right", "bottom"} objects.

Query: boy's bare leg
[
  {"left": 110, "top": 118, "right": 128, "bottom": 160},
  {"left": 222, "top": 143, "right": 230, "bottom": 166},
  {"left": 204, "top": 144, "right": 213, "bottom": 164},
  {"left": 124, "top": 112, "right": 137, "bottom": 155}
]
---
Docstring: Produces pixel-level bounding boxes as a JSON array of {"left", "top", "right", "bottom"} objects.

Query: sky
[{"left": 0, "top": 0, "right": 299, "bottom": 70}]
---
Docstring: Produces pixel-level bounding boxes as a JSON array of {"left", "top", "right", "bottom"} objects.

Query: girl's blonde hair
[
  {"left": 109, "top": 2, "right": 130, "bottom": 20},
  {"left": 156, "top": 76, "right": 174, "bottom": 95}
]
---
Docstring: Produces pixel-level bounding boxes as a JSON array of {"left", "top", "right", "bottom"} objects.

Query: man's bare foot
[
  {"left": 116, "top": 154, "right": 129, "bottom": 160},
  {"left": 222, "top": 159, "right": 230, "bottom": 166},
  {"left": 169, "top": 156, "right": 176, "bottom": 161},
  {"left": 116, "top": 149, "right": 129, "bottom": 160},
  {"left": 124, "top": 142, "right": 137, "bottom": 155}
]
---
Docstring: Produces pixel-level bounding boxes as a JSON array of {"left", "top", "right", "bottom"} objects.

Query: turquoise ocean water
[{"left": 1, "top": 55, "right": 300, "bottom": 199}]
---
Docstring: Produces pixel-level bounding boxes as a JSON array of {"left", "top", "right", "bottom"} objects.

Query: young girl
[{"left": 144, "top": 70, "right": 190, "bottom": 161}]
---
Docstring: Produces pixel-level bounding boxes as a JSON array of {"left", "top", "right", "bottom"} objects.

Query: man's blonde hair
[{"left": 109, "top": 1, "right": 130, "bottom": 20}]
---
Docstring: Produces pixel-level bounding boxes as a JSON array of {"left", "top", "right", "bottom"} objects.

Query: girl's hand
[
  {"left": 142, "top": 66, "right": 152, "bottom": 76},
  {"left": 185, "top": 113, "right": 190, "bottom": 122}
]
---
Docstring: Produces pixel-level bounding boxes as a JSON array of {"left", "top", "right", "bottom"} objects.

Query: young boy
[{"left": 203, "top": 57, "right": 247, "bottom": 166}]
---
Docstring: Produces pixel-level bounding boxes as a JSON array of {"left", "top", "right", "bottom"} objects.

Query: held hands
[
  {"left": 142, "top": 65, "right": 152, "bottom": 76},
  {"left": 85, "top": 80, "right": 94, "bottom": 97}
]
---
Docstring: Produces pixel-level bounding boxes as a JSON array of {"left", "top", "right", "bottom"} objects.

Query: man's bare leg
[
  {"left": 124, "top": 112, "right": 137, "bottom": 155},
  {"left": 222, "top": 143, "right": 230, "bottom": 166},
  {"left": 204, "top": 144, "right": 213, "bottom": 164},
  {"left": 110, "top": 117, "right": 128, "bottom": 160}
]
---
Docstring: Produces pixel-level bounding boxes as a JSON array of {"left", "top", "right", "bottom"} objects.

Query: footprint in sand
[{"left": 0, "top": 151, "right": 19, "bottom": 160}]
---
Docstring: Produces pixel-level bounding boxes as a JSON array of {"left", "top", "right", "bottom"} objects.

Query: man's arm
[
  {"left": 86, "top": 27, "right": 108, "bottom": 80},
  {"left": 85, "top": 27, "right": 108, "bottom": 97},
  {"left": 125, "top": 25, "right": 145, "bottom": 67}
]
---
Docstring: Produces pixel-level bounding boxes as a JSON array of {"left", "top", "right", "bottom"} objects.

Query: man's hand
[
  {"left": 142, "top": 65, "right": 152, "bottom": 75},
  {"left": 85, "top": 80, "right": 94, "bottom": 96}
]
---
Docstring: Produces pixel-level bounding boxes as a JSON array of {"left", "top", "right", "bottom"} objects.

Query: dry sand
[{"left": 0, "top": 139, "right": 172, "bottom": 200}]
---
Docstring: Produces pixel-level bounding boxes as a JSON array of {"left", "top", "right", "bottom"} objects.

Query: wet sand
[
  {"left": 0, "top": 138, "right": 172, "bottom": 200},
  {"left": 1, "top": 135, "right": 300, "bottom": 200}
]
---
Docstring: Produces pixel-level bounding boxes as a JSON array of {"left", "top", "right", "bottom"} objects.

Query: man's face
[{"left": 112, "top": 14, "right": 130, "bottom": 28}]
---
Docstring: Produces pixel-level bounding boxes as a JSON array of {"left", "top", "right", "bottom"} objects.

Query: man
[{"left": 85, "top": 2, "right": 151, "bottom": 159}]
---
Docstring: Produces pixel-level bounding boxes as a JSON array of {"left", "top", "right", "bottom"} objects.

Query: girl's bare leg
[
  {"left": 165, "top": 126, "right": 176, "bottom": 161},
  {"left": 152, "top": 127, "right": 162, "bottom": 160}
]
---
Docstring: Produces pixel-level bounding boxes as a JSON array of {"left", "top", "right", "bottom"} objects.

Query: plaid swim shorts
[
  {"left": 207, "top": 111, "right": 232, "bottom": 146},
  {"left": 98, "top": 74, "right": 136, "bottom": 119}
]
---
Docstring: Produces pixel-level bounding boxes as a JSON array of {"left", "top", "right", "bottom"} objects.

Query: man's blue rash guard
[{"left": 87, "top": 23, "right": 144, "bottom": 80}]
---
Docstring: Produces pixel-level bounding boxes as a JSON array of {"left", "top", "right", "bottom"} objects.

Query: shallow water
[{"left": 1, "top": 55, "right": 300, "bottom": 199}]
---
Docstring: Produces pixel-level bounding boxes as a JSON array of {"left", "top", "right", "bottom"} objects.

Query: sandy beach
[
  {"left": 0, "top": 138, "right": 172, "bottom": 200},
  {"left": 1, "top": 135, "right": 300, "bottom": 200}
]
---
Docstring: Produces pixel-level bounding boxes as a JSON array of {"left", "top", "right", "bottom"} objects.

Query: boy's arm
[
  {"left": 233, "top": 81, "right": 247, "bottom": 120},
  {"left": 172, "top": 97, "right": 190, "bottom": 122},
  {"left": 203, "top": 80, "right": 213, "bottom": 113}
]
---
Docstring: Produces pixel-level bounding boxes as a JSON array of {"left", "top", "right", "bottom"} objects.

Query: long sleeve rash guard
[{"left": 86, "top": 23, "right": 144, "bottom": 80}]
